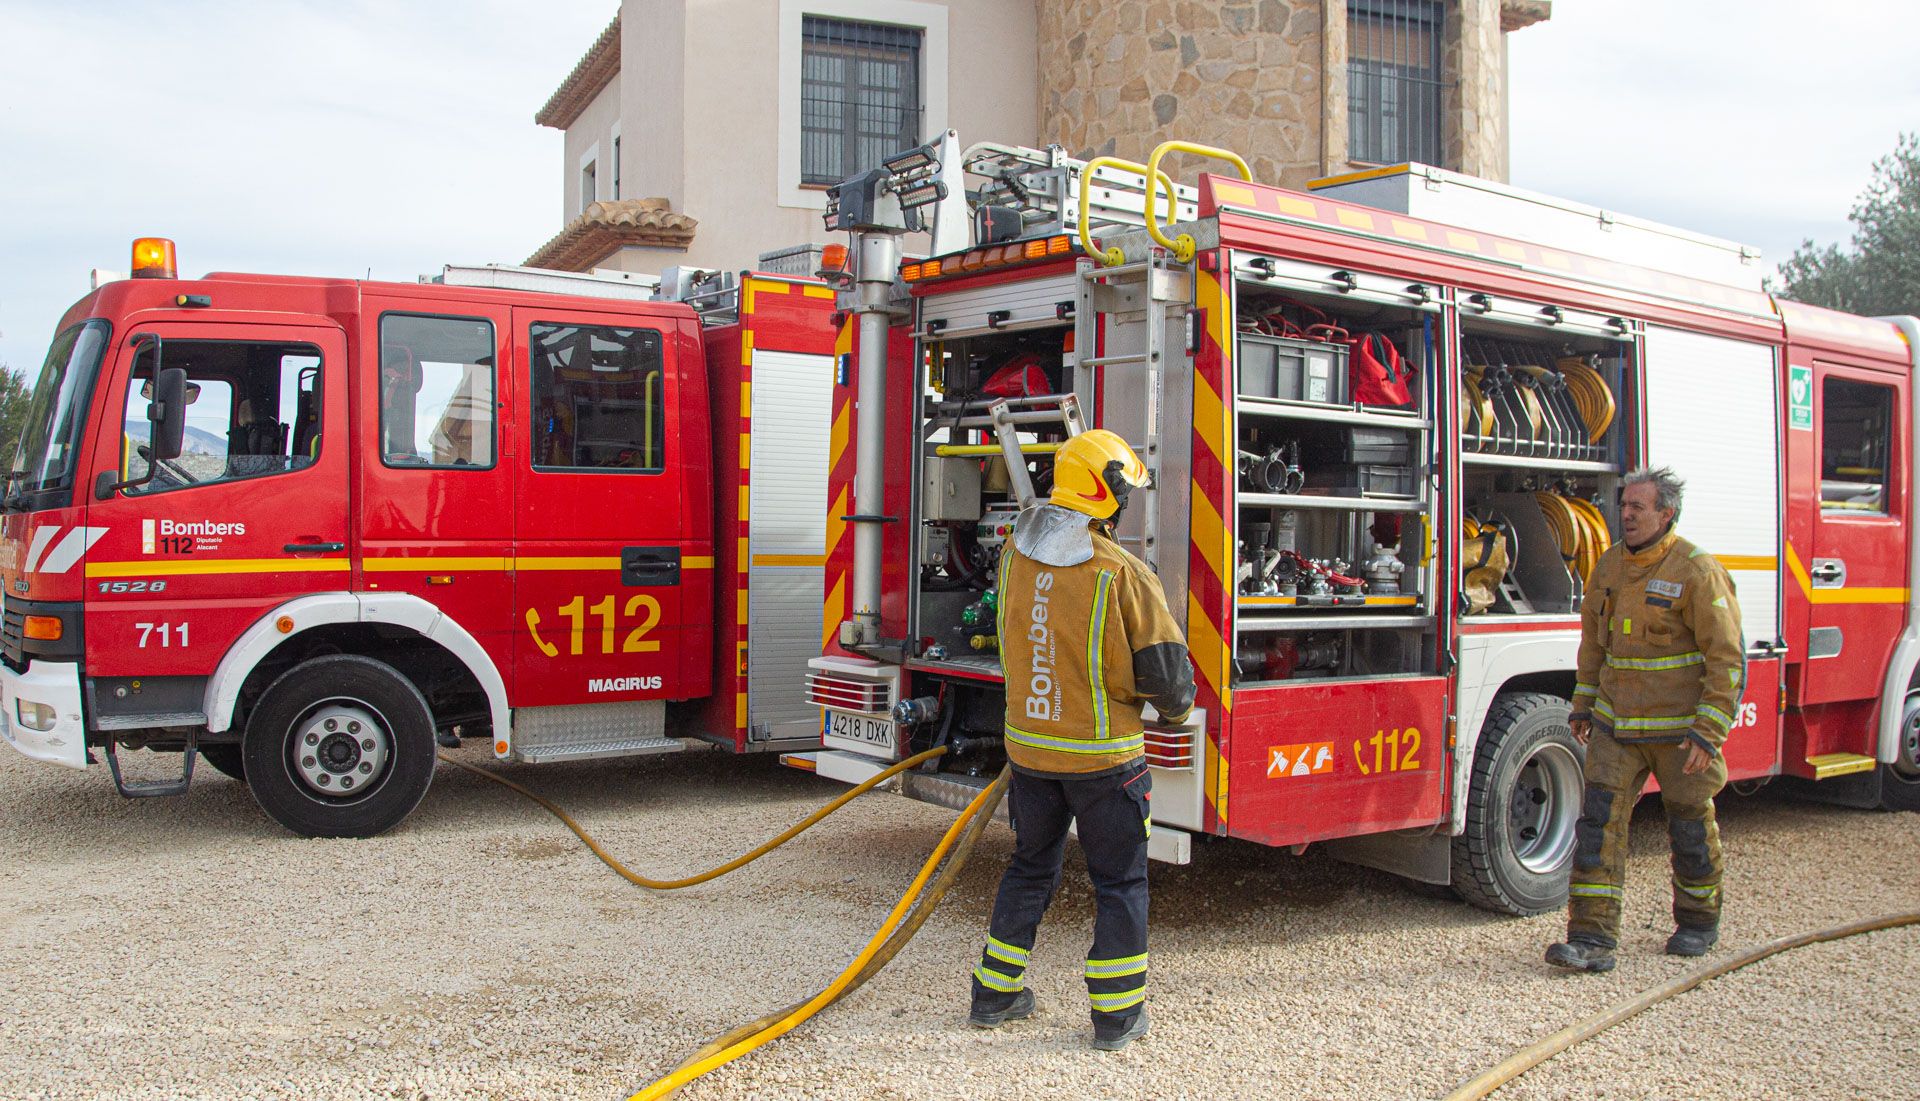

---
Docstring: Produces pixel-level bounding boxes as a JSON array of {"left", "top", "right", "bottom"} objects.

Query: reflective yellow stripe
[
  {"left": 1089, "top": 986, "right": 1146, "bottom": 1011},
  {"left": 1593, "top": 700, "right": 1695, "bottom": 731},
  {"left": 995, "top": 548, "right": 1012, "bottom": 642},
  {"left": 362, "top": 557, "right": 510, "bottom": 573},
  {"left": 1569, "top": 883, "right": 1623, "bottom": 898},
  {"left": 86, "top": 558, "right": 349, "bottom": 578},
  {"left": 1675, "top": 881, "right": 1720, "bottom": 899},
  {"left": 973, "top": 964, "right": 1023, "bottom": 992},
  {"left": 985, "top": 936, "right": 1029, "bottom": 967},
  {"left": 1089, "top": 569, "right": 1114, "bottom": 741},
  {"left": 1696, "top": 703, "right": 1734, "bottom": 732},
  {"left": 1004, "top": 725, "right": 1145, "bottom": 755},
  {"left": 1573, "top": 682, "right": 1599, "bottom": 697},
  {"left": 90, "top": 552, "right": 716, "bottom": 579},
  {"left": 1607, "top": 651, "right": 1705, "bottom": 671},
  {"left": 1085, "top": 953, "right": 1147, "bottom": 978}
]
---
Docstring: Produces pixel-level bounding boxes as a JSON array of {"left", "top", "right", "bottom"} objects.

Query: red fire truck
[
  {"left": 0, "top": 243, "right": 841, "bottom": 837},
  {"left": 794, "top": 136, "right": 1920, "bottom": 914}
]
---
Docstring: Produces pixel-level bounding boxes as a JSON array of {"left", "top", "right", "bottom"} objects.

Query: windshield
[{"left": 10, "top": 319, "right": 110, "bottom": 506}]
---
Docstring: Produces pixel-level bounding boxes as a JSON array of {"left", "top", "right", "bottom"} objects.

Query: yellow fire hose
[
  {"left": 443, "top": 746, "right": 1013, "bottom": 1099},
  {"left": 1443, "top": 910, "right": 1920, "bottom": 1101},
  {"left": 440, "top": 745, "right": 949, "bottom": 889}
]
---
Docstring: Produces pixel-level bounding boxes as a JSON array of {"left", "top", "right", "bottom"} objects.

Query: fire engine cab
[
  {"left": 0, "top": 240, "right": 840, "bottom": 837},
  {"left": 796, "top": 135, "right": 1920, "bottom": 915}
]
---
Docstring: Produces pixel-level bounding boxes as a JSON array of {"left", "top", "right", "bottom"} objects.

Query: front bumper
[{"left": 0, "top": 660, "right": 88, "bottom": 769}]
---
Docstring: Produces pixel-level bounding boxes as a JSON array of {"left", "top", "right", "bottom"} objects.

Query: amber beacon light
[{"left": 130, "top": 237, "right": 177, "bottom": 279}]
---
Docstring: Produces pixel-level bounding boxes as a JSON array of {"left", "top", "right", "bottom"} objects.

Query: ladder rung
[
  {"left": 1082, "top": 353, "right": 1150, "bottom": 367},
  {"left": 936, "top": 409, "right": 1081, "bottom": 430}
]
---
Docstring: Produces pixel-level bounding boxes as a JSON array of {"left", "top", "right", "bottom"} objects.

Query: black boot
[
  {"left": 1545, "top": 938, "right": 1617, "bottom": 972},
  {"left": 1665, "top": 926, "right": 1719, "bottom": 957},
  {"left": 1092, "top": 1005, "right": 1150, "bottom": 1051},
  {"left": 968, "top": 988, "right": 1035, "bottom": 1029}
]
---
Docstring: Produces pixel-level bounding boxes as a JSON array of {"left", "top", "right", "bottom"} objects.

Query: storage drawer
[
  {"left": 1302, "top": 463, "right": 1418, "bottom": 498},
  {"left": 1238, "top": 333, "right": 1349, "bottom": 404},
  {"left": 1304, "top": 426, "right": 1411, "bottom": 466}
]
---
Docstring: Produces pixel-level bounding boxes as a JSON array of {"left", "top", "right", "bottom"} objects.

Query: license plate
[{"left": 824, "top": 709, "right": 897, "bottom": 756}]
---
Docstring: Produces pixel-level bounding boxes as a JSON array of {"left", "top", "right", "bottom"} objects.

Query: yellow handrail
[
  {"left": 1076, "top": 155, "right": 1180, "bottom": 268},
  {"left": 932, "top": 442, "right": 1063, "bottom": 457},
  {"left": 1145, "top": 140, "right": 1253, "bottom": 263}
]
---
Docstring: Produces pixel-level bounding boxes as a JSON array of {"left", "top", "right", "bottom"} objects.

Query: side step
[
  {"left": 104, "top": 733, "right": 197, "bottom": 798},
  {"left": 515, "top": 736, "right": 688, "bottom": 765},
  {"left": 508, "top": 700, "right": 689, "bottom": 764},
  {"left": 1806, "top": 752, "right": 1878, "bottom": 780}
]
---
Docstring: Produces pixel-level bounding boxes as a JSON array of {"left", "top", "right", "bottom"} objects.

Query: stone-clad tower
[{"left": 1036, "top": 0, "right": 1550, "bottom": 188}]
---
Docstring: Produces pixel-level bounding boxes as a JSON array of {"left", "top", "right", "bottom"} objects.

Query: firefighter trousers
[
  {"left": 970, "top": 763, "right": 1152, "bottom": 1027},
  {"left": 1567, "top": 728, "right": 1727, "bottom": 948}
]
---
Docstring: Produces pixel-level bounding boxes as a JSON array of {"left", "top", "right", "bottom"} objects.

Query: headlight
[{"left": 15, "top": 700, "right": 57, "bottom": 732}]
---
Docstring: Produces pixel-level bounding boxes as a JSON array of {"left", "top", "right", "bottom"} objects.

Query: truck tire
[
  {"left": 1451, "top": 692, "right": 1585, "bottom": 916},
  {"left": 198, "top": 745, "right": 246, "bottom": 782},
  {"left": 242, "top": 655, "right": 436, "bottom": 838},
  {"left": 1882, "top": 691, "right": 1920, "bottom": 812}
]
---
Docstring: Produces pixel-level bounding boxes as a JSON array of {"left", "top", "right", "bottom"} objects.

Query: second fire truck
[
  {"left": 796, "top": 135, "right": 1920, "bottom": 914},
  {"left": 1, "top": 247, "right": 842, "bottom": 836}
]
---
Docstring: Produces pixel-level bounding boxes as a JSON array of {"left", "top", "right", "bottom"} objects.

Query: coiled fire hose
[
  {"left": 1443, "top": 911, "right": 1920, "bottom": 1101},
  {"left": 442, "top": 746, "right": 1013, "bottom": 1099}
]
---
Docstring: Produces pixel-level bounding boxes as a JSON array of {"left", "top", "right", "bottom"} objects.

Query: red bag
[
  {"left": 1346, "top": 332, "right": 1413, "bottom": 408},
  {"left": 982, "top": 352, "right": 1051, "bottom": 398}
]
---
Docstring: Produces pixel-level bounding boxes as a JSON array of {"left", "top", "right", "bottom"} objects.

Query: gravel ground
[{"left": 1, "top": 744, "right": 1915, "bottom": 1101}]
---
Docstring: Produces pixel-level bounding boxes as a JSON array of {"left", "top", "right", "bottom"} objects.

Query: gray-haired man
[{"left": 1547, "top": 467, "right": 1745, "bottom": 973}]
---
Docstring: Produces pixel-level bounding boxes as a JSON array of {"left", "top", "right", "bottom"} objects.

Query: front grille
[
  {"left": 2, "top": 605, "right": 28, "bottom": 670},
  {"left": 0, "top": 598, "right": 83, "bottom": 671}
]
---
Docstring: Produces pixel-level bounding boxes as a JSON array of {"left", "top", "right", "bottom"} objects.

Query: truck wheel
[
  {"left": 1451, "top": 692, "right": 1585, "bottom": 916},
  {"left": 242, "top": 655, "right": 436, "bottom": 838},
  {"left": 1881, "top": 691, "right": 1920, "bottom": 812},
  {"left": 199, "top": 745, "right": 247, "bottom": 782}
]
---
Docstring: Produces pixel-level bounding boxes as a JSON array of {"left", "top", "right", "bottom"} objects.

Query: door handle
[
  {"left": 622, "top": 545, "right": 682, "bottom": 587},
  {"left": 284, "top": 542, "right": 345, "bottom": 554},
  {"left": 1810, "top": 558, "right": 1845, "bottom": 586}
]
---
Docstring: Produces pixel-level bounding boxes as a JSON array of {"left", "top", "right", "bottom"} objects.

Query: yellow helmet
[{"left": 1048, "top": 429, "right": 1149, "bottom": 520}]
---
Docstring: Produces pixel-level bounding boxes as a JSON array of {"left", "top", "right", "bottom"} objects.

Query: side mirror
[
  {"left": 96, "top": 332, "right": 174, "bottom": 500},
  {"left": 148, "top": 366, "right": 188, "bottom": 462}
]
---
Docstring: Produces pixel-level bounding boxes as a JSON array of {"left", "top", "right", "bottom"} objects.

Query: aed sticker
[
  {"left": 1789, "top": 363, "right": 1813, "bottom": 431},
  {"left": 1267, "top": 742, "right": 1334, "bottom": 779}
]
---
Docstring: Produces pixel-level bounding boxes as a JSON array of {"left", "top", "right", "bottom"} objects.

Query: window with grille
[
  {"left": 1348, "top": 0, "right": 1446, "bottom": 166},
  {"left": 801, "top": 16, "right": 923, "bottom": 187}
]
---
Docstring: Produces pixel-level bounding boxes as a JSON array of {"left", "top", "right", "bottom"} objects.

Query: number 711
[{"left": 135, "top": 622, "right": 189, "bottom": 648}]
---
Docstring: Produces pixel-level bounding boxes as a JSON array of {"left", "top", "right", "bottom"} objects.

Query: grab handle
[
  {"left": 1076, "top": 156, "right": 1180, "bottom": 268},
  {"left": 1144, "top": 140, "right": 1253, "bottom": 263}
]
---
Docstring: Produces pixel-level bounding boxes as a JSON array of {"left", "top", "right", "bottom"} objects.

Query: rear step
[
  {"left": 1806, "top": 752, "right": 1878, "bottom": 780},
  {"left": 104, "top": 733, "right": 197, "bottom": 798}
]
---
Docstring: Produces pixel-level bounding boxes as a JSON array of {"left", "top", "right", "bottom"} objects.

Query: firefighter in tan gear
[
  {"left": 966, "top": 429, "right": 1195, "bottom": 1051},
  {"left": 1547, "top": 467, "right": 1744, "bottom": 972}
]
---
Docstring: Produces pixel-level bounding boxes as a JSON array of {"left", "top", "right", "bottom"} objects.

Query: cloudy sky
[{"left": 2, "top": 0, "right": 1915, "bottom": 373}]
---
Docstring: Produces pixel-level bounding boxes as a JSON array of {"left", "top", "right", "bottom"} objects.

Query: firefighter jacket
[
  {"left": 1570, "top": 528, "right": 1745, "bottom": 754},
  {"left": 996, "top": 504, "right": 1196, "bottom": 775}
]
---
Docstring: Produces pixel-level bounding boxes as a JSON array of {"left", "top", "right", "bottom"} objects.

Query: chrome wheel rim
[
  {"left": 1509, "top": 742, "right": 1582, "bottom": 873},
  {"left": 290, "top": 701, "right": 390, "bottom": 800}
]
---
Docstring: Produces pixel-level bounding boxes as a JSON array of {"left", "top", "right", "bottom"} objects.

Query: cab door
[
  {"left": 83, "top": 321, "right": 350, "bottom": 681},
  {"left": 1802, "top": 363, "right": 1909, "bottom": 705},
  {"left": 509, "top": 306, "right": 711, "bottom": 707}
]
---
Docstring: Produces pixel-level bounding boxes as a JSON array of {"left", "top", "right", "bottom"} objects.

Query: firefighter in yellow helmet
[{"left": 967, "top": 429, "right": 1195, "bottom": 1051}]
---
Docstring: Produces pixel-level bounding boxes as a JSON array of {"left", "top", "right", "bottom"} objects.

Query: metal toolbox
[{"left": 1237, "top": 333, "right": 1349, "bottom": 404}]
